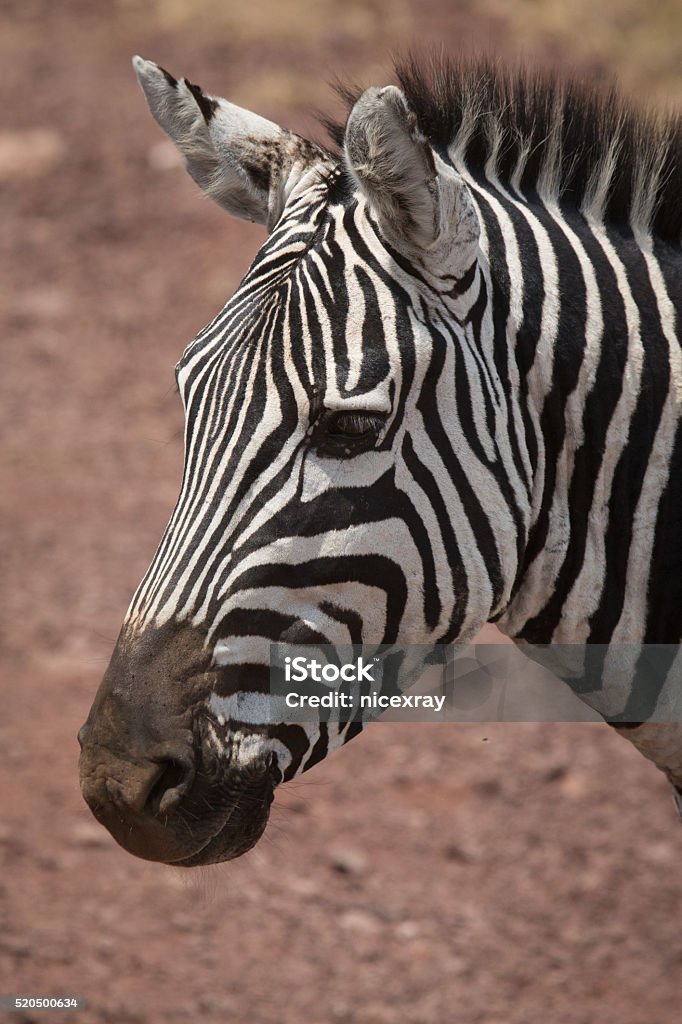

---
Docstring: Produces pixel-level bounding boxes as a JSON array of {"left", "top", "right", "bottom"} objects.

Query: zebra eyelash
[{"left": 311, "top": 409, "right": 387, "bottom": 457}]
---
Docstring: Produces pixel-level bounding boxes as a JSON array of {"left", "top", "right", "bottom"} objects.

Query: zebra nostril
[{"left": 144, "top": 760, "right": 194, "bottom": 817}]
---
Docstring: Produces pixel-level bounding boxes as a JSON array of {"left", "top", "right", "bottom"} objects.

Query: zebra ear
[
  {"left": 344, "top": 86, "right": 479, "bottom": 266},
  {"left": 132, "top": 57, "right": 326, "bottom": 230}
]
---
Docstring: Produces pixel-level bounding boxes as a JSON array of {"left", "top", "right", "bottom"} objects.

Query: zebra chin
[{"left": 77, "top": 622, "right": 280, "bottom": 866}]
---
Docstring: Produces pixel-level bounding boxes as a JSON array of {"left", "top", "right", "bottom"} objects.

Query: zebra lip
[
  {"left": 169, "top": 824, "right": 259, "bottom": 867},
  {"left": 169, "top": 778, "right": 275, "bottom": 867}
]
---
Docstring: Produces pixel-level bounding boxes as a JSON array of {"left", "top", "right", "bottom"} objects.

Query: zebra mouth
[
  {"left": 169, "top": 767, "right": 276, "bottom": 867},
  {"left": 170, "top": 814, "right": 267, "bottom": 866},
  {"left": 80, "top": 731, "right": 278, "bottom": 867}
]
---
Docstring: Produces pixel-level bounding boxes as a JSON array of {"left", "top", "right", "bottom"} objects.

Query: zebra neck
[{"left": 484, "top": 197, "right": 682, "bottom": 646}]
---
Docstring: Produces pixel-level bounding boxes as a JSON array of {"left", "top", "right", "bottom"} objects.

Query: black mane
[{"left": 325, "top": 55, "right": 682, "bottom": 242}]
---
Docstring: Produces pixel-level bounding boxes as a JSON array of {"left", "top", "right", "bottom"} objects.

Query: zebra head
[{"left": 79, "top": 58, "right": 530, "bottom": 865}]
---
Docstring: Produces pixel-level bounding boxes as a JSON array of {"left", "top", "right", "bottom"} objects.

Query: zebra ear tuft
[
  {"left": 344, "top": 85, "right": 479, "bottom": 266},
  {"left": 182, "top": 77, "right": 219, "bottom": 124},
  {"left": 132, "top": 57, "right": 327, "bottom": 230}
]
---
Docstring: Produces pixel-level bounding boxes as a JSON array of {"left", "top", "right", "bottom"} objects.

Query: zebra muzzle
[{"left": 78, "top": 621, "right": 277, "bottom": 865}]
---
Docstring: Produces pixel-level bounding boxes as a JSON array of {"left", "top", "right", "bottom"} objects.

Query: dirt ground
[{"left": 1, "top": 3, "right": 681, "bottom": 1023}]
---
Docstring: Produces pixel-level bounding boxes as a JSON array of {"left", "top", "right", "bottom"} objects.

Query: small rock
[
  {"left": 329, "top": 844, "right": 368, "bottom": 875},
  {"left": 395, "top": 919, "right": 421, "bottom": 940},
  {"left": 544, "top": 763, "right": 568, "bottom": 783},
  {"left": 645, "top": 840, "right": 675, "bottom": 865},
  {"left": 443, "top": 842, "right": 474, "bottom": 864},
  {"left": 0, "top": 129, "right": 65, "bottom": 181},
  {"left": 558, "top": 772, "right": 588, "bottom": 798},
  {"left": 339, "top": 909, "right": 381, "bottom": 935}
]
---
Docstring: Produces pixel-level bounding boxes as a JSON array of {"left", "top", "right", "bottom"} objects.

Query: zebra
[{"left": 79, "top": 54, "right": 682, "bottom": 865}]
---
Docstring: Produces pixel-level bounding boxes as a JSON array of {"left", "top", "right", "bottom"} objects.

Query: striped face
[
  {"left": 129, "top": 185, "right": 506, "bottom": 652},
  {"left": 79, "top": 63, "right": 523, "bottom": 865}
]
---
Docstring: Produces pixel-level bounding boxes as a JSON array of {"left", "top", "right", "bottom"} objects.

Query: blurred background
[{"left": 1, "top": 2, "right": 681, "bottom": 1022}]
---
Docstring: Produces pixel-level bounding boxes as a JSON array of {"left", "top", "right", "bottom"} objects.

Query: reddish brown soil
[{"left": 1, "top": 5, "right": 681, "bottom": 1023}]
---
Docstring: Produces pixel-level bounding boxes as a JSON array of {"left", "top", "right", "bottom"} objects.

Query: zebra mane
[{"left": 325, "top": 55, "right": 682, "bottom": 243}]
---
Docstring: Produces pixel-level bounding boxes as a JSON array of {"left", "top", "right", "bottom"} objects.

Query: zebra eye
[
  {"left": 313, "top": 410, "right": 386, "bottom": 456},
  {"left": 327, "top": 412, "right": 384, "bottom": 438}
]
